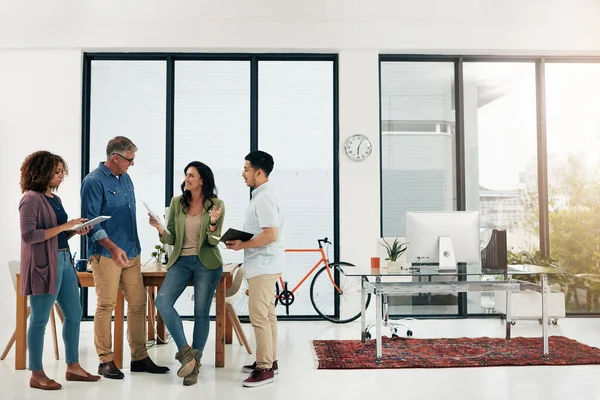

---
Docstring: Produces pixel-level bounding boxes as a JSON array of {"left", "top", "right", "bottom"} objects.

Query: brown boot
[
  {"left": 175, "top": 346, "right": 201, "bottom": 378},
  {"left": 183, "top": 360, "right": 200, "bottom": 386}
]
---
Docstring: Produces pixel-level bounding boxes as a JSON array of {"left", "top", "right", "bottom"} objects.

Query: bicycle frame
[
  {"left": 234, "top": 237, "right": 368, "bottom": 323},
  {"left": 282, "top": 243, "right": 343, "bottom": 295}
]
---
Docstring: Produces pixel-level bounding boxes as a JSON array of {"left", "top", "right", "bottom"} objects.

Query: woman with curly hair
[{"left": 19, "top": 151, "right": 101, "bottom": 390}]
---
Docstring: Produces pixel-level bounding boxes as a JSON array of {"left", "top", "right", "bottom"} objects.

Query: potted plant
[
  {"left": 379, "top": 238, "right": 408, "bottom": 270},
  {"left": 146, "top": 244, "right": 165, "bottom": 270}
]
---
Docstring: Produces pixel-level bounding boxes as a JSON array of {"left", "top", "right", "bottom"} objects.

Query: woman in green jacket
[{"left": 149, "top": 161, "right": 224, "bottom": 386}]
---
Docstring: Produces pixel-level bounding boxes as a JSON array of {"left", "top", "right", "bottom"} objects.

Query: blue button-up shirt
[{"left": 81, "top": 163, "right": 141, "bottom": 259}]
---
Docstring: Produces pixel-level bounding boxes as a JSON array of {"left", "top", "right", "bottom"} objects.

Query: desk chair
[
  {"left": 224, "top": 264, "right": 252, "bottom": 354},
  {"left": 1, "top": 261, "right": 63, "bottom": 361}
]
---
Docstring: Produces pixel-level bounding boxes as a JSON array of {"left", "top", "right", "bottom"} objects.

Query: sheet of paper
[{"left": 141, "top": 199, "right": 166, "bottom": 231}]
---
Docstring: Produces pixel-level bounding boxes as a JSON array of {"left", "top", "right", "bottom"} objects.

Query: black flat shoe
[
  {"left": 131, "top": 357, "right": 170, "bottom": 374},
  {"left": 98, "top": 361, "right": 125, "bottom": 379}
]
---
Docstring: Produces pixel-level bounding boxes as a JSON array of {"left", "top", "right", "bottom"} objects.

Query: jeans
[
  {"left": 28, "top": 250, "right": 82, "bottom": 371},
  {"left": 155, "top": 256, "right": 222, "bottom": 353}
]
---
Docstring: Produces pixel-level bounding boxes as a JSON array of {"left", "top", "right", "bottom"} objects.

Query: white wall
[
  {"left": 0, "top": 50, "right": 83, "bottom": 338},
  {"left": 1, "top": 0, "right": 600, "bottom": 341},
  {"left": 339, "top": 50, "right": 381, "bottom": 262},
  {"left": 1, "top": 0, "right": 600, "bottom": 53}
]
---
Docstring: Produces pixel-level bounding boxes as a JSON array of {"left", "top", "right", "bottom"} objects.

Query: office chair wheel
[
  {"left": 510, "top": 321, "right": 516, "bottom": 325},
  {"left": 365, "top": 331, "right": 372, "bottom": 340},
  {"left": 406, "top": 330, "right": 413, "bottom": 337},
  {"left": 537, "top": 318, "right": 559, "bottom": 325}
]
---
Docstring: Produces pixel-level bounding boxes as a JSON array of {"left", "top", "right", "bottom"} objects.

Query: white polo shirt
[{"left": 243, "top": 181, "right": 286, "bottom": 279}]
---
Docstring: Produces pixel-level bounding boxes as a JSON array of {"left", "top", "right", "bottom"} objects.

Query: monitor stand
[{"left": 438, "top": 236, "right": 457, "bottom": 271}]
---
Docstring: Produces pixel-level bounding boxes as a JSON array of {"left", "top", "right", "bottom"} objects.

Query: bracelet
[{"left": 209, "top": 220, "right": 217, "bottom": 226}]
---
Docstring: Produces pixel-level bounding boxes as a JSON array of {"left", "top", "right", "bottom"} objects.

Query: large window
[
  {"left": 258, "top": 61, "right": 335, "bottom": 316},
  {"left": 381, "top": 57, "right": 600, "bottom": 317},
  {"left": 381, "top": 62, "right": 457, "bottom": 239},
  {"left": 381, "top": 61, "right": 458, "bottom": 316},
  {"left": 172, "top": 61, "right": 251, "bottom": 315},
  {"left": 463, "top": 62, "right": 538, "bottom": 313},
  {"left": 83, "top": 55, "right": 337, "bottom": 319},
  {"left": 546, "top": 63, "right": 600, "bottom": 313},
  {"left": 87, "top": 60, "right": 167, "bottom": 315}
]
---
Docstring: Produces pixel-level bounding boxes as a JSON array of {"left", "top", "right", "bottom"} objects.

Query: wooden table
[{"left": 15, "top": 269, "right": 232, "bottom": 370}]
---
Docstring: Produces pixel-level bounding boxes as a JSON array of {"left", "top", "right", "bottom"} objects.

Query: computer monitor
[{"left": 406, "top": 211, "right": 480, "bottom": 270}]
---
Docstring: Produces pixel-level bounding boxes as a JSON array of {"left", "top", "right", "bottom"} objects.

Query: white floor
[{"left": 2, "top": 317, "right": 600, "bottom": 400}]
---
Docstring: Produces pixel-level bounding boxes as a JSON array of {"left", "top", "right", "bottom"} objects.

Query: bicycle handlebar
[{"left": 317, "top": 237, "right": 331, "bottom": 248}]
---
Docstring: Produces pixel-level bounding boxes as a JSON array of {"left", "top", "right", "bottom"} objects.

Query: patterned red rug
[{"left": 312, "top": 336, "right": 600, "bottom": 369}]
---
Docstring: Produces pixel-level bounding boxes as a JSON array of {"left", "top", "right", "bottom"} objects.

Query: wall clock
[{"left": 344, "top": 134, "right": 372, "bottom": 161}]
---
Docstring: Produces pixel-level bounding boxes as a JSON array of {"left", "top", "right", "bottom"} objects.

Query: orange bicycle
[{"left": 235, "top": 237, "right": 371, "bottom": 323}]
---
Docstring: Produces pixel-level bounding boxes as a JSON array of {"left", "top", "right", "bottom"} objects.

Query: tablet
[
  {"left": 71, "top": 216, "right": 111, "bottom": 231},
  {"left": 218, "top": 228, "right": 254, "bottom": 243},
  {"left": 141, "top": 199, "right": 166, "bottom": 231}
]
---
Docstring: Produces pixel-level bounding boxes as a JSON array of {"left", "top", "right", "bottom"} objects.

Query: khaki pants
[
  {"left": 248, "top": 273, "right": 281, "bottom": 370},
  {"left": 90, "top": 255, "right": 148, "bottom": 363}
]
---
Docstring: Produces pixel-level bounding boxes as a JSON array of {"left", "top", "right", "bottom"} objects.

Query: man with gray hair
[{"left": 81, "top": 136, "right": 169, "bottom": 379}]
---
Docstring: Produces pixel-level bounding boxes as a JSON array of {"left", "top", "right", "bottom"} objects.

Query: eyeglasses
[{"left": 113, "top": 153, "right": 135, "bottom": 164}]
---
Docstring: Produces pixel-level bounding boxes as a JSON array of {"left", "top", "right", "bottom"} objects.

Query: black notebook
[{"left": 218, "top": 228, "right": 254, "bottom": 243}]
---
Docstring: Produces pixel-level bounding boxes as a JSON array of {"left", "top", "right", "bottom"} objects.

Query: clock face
[{"left": 344, "top": 134, "right": 372, "bottom": 161}]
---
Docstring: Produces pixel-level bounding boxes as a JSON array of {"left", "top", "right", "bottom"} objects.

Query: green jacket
[{"left": 159, "top": 196, "right": 225, "bottom": 270}]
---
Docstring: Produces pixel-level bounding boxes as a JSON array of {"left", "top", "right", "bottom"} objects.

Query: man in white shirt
[{"left": 226, "top": 150, "right": 284, "bottom": 388}]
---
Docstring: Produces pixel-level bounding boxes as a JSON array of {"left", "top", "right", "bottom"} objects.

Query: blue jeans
[
  {"left": 155, "top": 256, "right": 222, "bottom": 353},
  {"left": 28, "top": 250, "right": 82, "bottom": 371}
]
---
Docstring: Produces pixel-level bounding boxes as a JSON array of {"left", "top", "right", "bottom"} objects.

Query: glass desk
[{"left": 339, "top": 264, "right": 563, "bottom": 364}]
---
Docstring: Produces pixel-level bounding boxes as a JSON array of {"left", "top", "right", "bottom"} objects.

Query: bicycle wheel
[{"left": 309, "top": 262, "right": 370, "bottom": 323}]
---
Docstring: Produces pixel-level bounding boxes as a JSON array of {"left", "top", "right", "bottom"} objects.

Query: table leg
[
  {"left": 541, "top": 274, "right": 549, "bottom": 358},
  {"left": 505, "top": 278, "right": 512, "bottom": 340},
  {"left": 114, "top": 290, "right": 124, "bottom": 369},
  {"left": 225, "top": 274, "right": 233, "bottom": 345},
  {"left": 383, "top": 294, "right": 389, "bottom": 328},
  {"left": 156, "top": 284, "right": 166, "bottom": 345},
  {"left": 375, "top": 290, "right": 382, "bottom": 364},
  {"left": 215, "top": 276, "right": 226, "bottom": 367},
  {"left": 360, "top": 276, "right": 366, "bottom": 343},
  {"left": 15, "top": 274, "right": 27, "bottom": 370},
  {"left": 147, "top": 287, "right": 155, "bottom": 341}
]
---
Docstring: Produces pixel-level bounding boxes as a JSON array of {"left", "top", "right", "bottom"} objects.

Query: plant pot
[
  {"left": 386, "top": 260, "right": 401, "bottom": 271},
  {"left": 144, "top": 260, "right": 165, "bottom": 272}
]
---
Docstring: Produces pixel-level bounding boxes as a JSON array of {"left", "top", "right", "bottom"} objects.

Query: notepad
[{"left": 217, "top": 228, "right": 254, "bottom": 243}]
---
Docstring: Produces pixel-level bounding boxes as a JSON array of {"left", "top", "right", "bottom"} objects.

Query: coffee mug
[{"left": 76, "top": 259, "right": 88, "bottom": 272}]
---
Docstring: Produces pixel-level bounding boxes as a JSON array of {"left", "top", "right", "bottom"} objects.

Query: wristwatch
[{"left": 209, "top": 220, "right": 217, "bottom": 226}]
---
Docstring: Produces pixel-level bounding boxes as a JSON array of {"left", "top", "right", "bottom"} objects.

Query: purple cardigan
[{"left": 19, "top": 191, "right": 60, "bottom": 296}]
